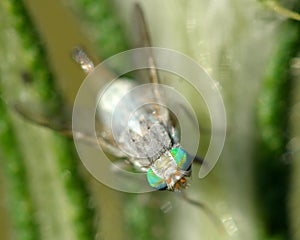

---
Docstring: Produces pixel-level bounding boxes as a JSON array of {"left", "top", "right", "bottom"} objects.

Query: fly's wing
[{"left": 132, "top": 4, "right": 152, "bottom": 57}]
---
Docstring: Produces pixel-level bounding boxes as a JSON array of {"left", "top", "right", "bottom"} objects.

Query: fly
[{"left": 72, "top": 4, "right": 197, "bottom": 191}]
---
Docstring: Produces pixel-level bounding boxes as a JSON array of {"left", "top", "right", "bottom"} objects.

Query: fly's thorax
[
  {"left": 147, "top": 146, "right": 194, "bottom": 191},
  {"left": 127, "top": 117, "right": 172, "bottom": 159}
]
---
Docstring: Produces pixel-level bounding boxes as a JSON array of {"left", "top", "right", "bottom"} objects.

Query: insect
[{"left": 72, "top": 4, "right": 201, "bottom": 192}]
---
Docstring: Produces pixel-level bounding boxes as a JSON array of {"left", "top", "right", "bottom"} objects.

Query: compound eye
[
  {"left": 146, "top": 168, "right": 167, "bottom": 190},
  {"left": 170, "top": 147, "right": 193, "bottom": 171}
]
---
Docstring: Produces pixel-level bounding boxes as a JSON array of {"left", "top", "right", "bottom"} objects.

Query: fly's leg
[
  {"left": 110, "top": 158, "right": 150, "bottom": 174},
  {"left": 14, "top": 103, "right": 127, "bottom": 158},
  {"left": 13, "top": 104, "right": 70, "bottom": 133},
  {"left": 193, "top": 155, "right": 204, "bottom": 165},
  {"left": 84, "top": 132, "right": 127, "bottom": 158},
  {"left": 132, "top": 4, "right": 170, "bottom": 125},
  {"left": 15, "top": 100, "right": 133, "bottom": 169},
  {"left": 179, "top": 191, "right": 228, "bottom": 235}
]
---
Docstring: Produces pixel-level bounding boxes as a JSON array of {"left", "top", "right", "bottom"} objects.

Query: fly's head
[{"left": 146, "top": 146, "right": 193, "bottom": 191}]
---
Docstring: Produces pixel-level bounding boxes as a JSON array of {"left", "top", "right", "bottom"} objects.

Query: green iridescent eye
[
  {"left": 146, "top": 168, "right": 167, "bottom": 190},
  {"left": 170, "top": 147, "right": 192, "bottom": 171}
]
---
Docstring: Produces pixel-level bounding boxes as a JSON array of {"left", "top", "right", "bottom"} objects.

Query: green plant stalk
[
  {"left": 0, "top": 0, "right": 96, "bottom": 239},
  {"left": 289, "top": 66, "right": 300, "bottom": 240},
  {"left": 258, "top": 0, "right": 300, "bottom": 21},
  {"left": 0, "top": 98, "right": 40, "bottom": 240},
  {"left": 256, "top": 14, "right": 300, "bottom": 239}
]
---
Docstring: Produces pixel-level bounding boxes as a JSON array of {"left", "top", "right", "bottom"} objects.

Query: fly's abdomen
[
  {"left": 96, "top": 78, "right": 137, "bottom": 132},
  {"left": 96, "top": 78, "right": 172, "bottom": 161}
]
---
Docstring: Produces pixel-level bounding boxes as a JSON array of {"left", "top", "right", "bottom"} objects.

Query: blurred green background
[{"left": 0, "top": 0, "right": 300, "bottom": 240}]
